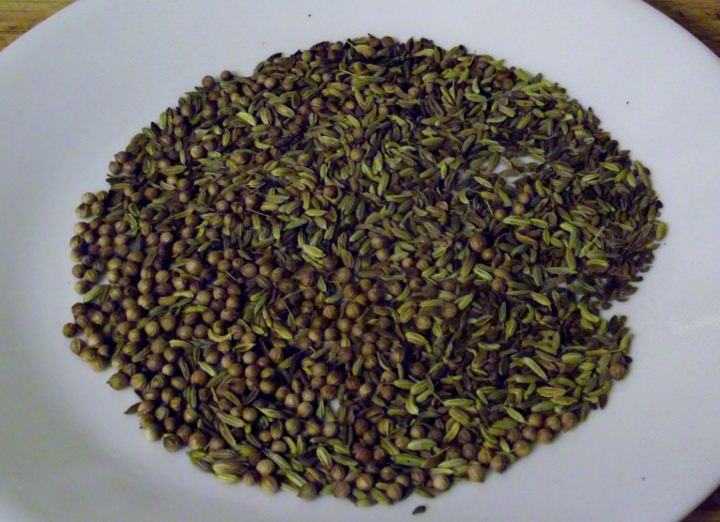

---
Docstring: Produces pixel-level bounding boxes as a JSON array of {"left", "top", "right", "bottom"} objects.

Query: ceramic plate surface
[{"left": 1, "top": 1, "right": 719, "bottom": 521}]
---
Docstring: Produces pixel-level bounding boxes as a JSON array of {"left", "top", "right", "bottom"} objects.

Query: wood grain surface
[{"left": 0, "top": 1, "right": 718, "bottom": 521}]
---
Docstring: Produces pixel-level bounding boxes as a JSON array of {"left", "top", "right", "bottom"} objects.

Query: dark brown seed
[
  {"left": 332, "top": 481, "right": 352, "bottom": 499},
  {"left": 467, "top": 462, "right": 486, "bottom": 482},
  {"left": 527, "top": 413, "right": 544, "bottom": 427},
  {"left": 62, "top": 323, "right": 78, "bottom": 338},
  {"left": 490, "top": 455, "right": 507, "bottom": 473},
  {"left": 355, "top": 473, "right": 374, "bottom": 491},
  {"left": 259, "top": 476, "right": 279, "bottom": 494},
  {"left": 162, "top": 433, "right": 182, "bottom": 452},
  {"left": 537, "top": 428, "right": 554, "bottom": 444},
  {"left": 610, "top": 363, "right": 628, "bottom": 380},
  {"left": 545, "top": 416, "right": 562, "bottom": 432},
  {"left": 513, "top": 440, "right": 532, "bottom": 458},
  {"left": 440, "top": 302, "right": 458, "bottom": 319},
  {"left": 298, "top": 482, "right": 318, "bottom": 500},
  {"left": 431, "top": 474, "right": 450, "bottom": 492},
  {"left": 561, "top": 412, "right": 578, "bottom": 431},
  {"left": 65, "top": 36, "right": 662, "bottom": 506},
  {"left": 469, "top": 234, "right": 486, "bottom": 253}
]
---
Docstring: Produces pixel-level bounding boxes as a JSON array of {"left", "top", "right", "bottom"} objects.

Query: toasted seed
[{"left": 66, "top": 35, "right": 663, "bottom": 508}]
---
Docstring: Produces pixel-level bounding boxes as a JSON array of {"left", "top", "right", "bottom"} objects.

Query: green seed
[{"left": 66, "top": 35, "right": 663, "bottom": 508}]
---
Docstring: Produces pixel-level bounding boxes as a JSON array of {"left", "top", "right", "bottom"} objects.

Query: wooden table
[{"left": 1, "top": 1, "right": 718, "bottom": 520}]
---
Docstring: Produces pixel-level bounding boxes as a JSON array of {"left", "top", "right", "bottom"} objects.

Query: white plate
[{"left": 1, "top": 1, "right": 719, "bottom": 521}]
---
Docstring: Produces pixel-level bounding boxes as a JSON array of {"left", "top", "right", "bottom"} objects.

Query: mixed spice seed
[{"left": 64, "top": 36, "right": 665, "bottom": 506}]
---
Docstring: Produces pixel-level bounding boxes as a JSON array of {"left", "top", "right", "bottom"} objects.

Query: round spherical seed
[
  {"left": 490, "top": 455, "right": 507, "bottom": 473},
  {"left": 431, "top": 474, "right": 450, "bottom": 492},
  {"left": 66, "top": 36, "right": 661, "bottom": 506},
  {"left": 332, "top": 481, "right": 352, "bottom": 499}
]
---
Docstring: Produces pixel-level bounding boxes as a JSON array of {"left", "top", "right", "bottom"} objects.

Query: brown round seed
[
  {"left": 610, "top": 363, "right": 628, "bottom": 380},
  {"left": 415, "top": 315, "right": 433, "bottom": 331},
  {"left": 66, "top": 36, "right": 661, "bottom": 506},
  {"left": 256, "top": 459, "right": 276, "bottom": 477},
  {"left": 298, "top": 482, "right": 318, "bottom": 500},
  {"left": 537, "top": 428, "right": 554, "bottom": 444},
  {"left": 469, "top": 234, "right": 486, "bottom": 253},
  {"left": 259, "top": 476, "right": 279, "bottom": 494},
  {"left": 513, "top": 440, "right": 532, "bottom": 458},
  {"left": 561, "top": 411, "right": 578, "bottom": 431},
  {"left": 545, "top": 416, "right": 562, "bottom": 432},
  {"left": 162, "top": 433, "right": 182, "bottom": 452},
  {"left": 490, "top": 454, "right": 507, "bottom": 473},
  {"left": 332, "top": 481, "right": 352, "bottom": 498},
  {"left": 467, "top": 462, "right": 486, "bottom": 482},
  {"left": 431, "top": 474, "right": 450, "bottom": 492}
]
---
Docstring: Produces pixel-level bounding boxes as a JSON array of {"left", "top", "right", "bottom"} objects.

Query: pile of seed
[{"left": 64, "top": 36, "right": 664, "bottom": 505}]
